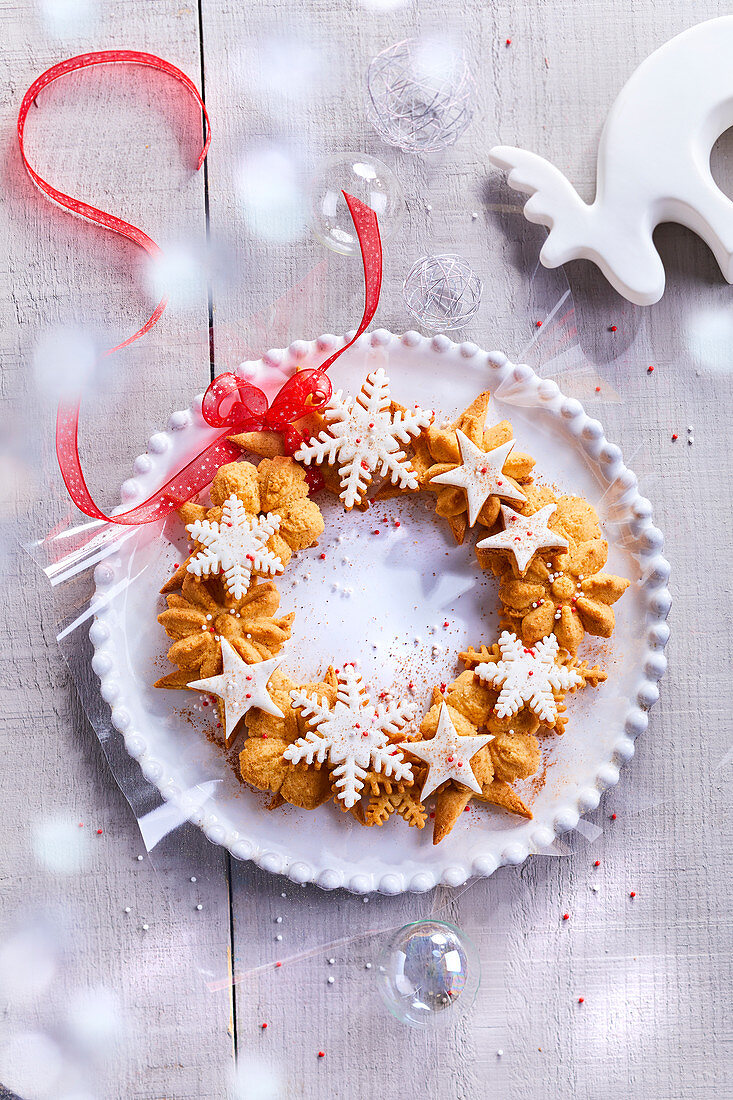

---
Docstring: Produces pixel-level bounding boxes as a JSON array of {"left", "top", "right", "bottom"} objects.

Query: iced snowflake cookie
[
  {"left": 239, "top": 665, "right": 416, "bottom": 816},
  {"left": 231, "top": 367, "right": 433, "bottom": 510},
  {"left": 155, "top": 369, "right": 628, "bottom": 843}
]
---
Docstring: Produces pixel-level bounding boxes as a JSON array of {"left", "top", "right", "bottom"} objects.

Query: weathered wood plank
[{"left": 0, "top": 3, "right": 234, "bottom": 1097}]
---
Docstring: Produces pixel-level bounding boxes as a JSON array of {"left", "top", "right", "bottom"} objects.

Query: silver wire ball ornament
[
  {"left": 366, "top": 38, "right": 476, "bottom": 153},
  {"left": 403, "top": 254, "right": 482, "bottom": 331}
]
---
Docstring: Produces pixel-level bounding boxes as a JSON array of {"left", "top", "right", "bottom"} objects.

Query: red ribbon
[
  {"left": 18, "top": 52, "right": 383, "bottom": 525},
  {"left": 18, "top": 50, "right": 211, "bottom": 353}
]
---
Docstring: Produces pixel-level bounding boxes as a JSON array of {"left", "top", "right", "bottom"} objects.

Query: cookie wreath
[{"left": 155, "top": 366, "right": 629, "bottom": 844}]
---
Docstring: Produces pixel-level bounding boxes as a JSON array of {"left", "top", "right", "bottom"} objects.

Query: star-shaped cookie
[
  {"left": 398, "top": 701, "right": 493, "bottom": 800},
  {"left": 477, "top": 502, "right": 569, "bottom": 575},
  {"left": 430, "top": 430, "right": 526, "bottom": 526},
  {"left": 188, "top": 637, "right": 283, "bottom": 746}
]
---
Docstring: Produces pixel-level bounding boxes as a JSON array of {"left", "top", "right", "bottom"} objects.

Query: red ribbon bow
[{"left": 19, "top": 52, "right": 383, "bottom": 525}]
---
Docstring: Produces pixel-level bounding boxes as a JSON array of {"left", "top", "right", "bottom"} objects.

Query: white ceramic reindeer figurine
[{"left": 490, "top": 17, "right": 733, "bottom": 305}]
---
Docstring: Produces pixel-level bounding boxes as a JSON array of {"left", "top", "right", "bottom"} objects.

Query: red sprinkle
[
  {"left": 443, "top": 621, "right": 449, "bottom": 628},
  {"left": 647, "top": 365, "right": 654, "bottom": 373},
  {"left": 506, "top": 38, "right": 512, "bottom": 46},
  {"left": 630, "top": 891, "right": 636, "bottom": 898},
  {"left": 319, "top": 553, "right": 326, "bottom": 560},
  {"left": 318, "top": 1051, "right": 325, "bottom": 1059},
  {"left": 373, "top": 530, "right": 380, "bottom": 535},
  {"left": 594, "top": 860, "right": 600, "bottom": 867},
  {"left": 261, "top": 1023, "right": 268, "bottom": 1030},
  {"left": 78, "top": 823, "right": 84, "bottom": 828},
  {"left": 672, "top": 433, "right": 678, "bottom": 441},
  {"left": 96, "top": 828, "right": 103, "bottom": 835},
  {"left": 578, "top": 997, "right": 585, "bottom": 1004},
  {"left": 562, "top": 913, "right": 570, "bottom": 921},
  {"left": 611, "top": 813, "right": 617, "bottom": 820},
  {"left": 535, "top": 320, "right": 542, "bottom": 328},
  {"left": 275, "top": 962, "right": 282, "bottom": 968},
  {"left": 609, "top": 325, "right": 617, "bottom": 332},
  {"left": 595, "top": 386, "right": 601, "bottom": 392},
  {"left": 440, "top": 682, "right": 447, "bottom": 693},
  {"left": 394, "top": 520, "right": 401, "bottom": 527}
]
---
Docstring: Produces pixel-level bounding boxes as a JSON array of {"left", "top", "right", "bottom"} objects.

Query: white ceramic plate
[{"left": 90, "top": 331, "right": 670, "bottom": 894}]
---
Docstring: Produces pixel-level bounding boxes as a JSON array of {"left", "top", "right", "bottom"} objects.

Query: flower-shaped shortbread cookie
[
  {"left": 482, "top": 486, "right": 630, "bottom": 655},
  {"left": 155, "top": 573, "right": 294, "bottom": 687},
  {"left": 239, "top": 667, "right": 338, "bottom": 812}
]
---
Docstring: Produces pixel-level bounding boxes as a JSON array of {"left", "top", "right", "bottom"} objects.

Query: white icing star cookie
[
  {"left": 399, "top": 702, "right": 494, "bottom": 801},
  {"left": 430, "top": 429, "right": 526, "bottom": 526},
  {"left": 477, "top": 502, "right": 569, "bottom": 574},
  {"left": 188, "top": 637, "right": 283, "bottom": 745}
]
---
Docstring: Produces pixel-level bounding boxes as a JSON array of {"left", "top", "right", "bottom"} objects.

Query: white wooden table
[{"left": 2, "top": 2, "right": 732, "bottom": 1097}]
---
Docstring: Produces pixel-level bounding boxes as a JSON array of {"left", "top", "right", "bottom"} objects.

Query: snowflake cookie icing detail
[
  {"left": 186, "top": 494, "right": 284, "bottom": 599},
  {"left": 477, "top": 502, "right": 569, "bottom": 574},
  {"left": 474, "top": 631, "right": 583, "bottom": 725},
  {"left": 285, "top": 664, "right": 414, "bottom": 807},
  {"left": 188, "top": 637, "right": 284, "bottom": 745},
  {"left": 399, "top": 702, "right": 494, "bottom": 800},
  {"left": 293, "top": 367, "right": 432, "bottom": 509},
  {"left": 430, "top": 429, "right": 526, "bottom": 526}
]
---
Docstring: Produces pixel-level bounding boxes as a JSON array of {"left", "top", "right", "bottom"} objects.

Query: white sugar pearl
[
  {"left": 365, "top": 962, "right": 372, "bottom": 969},
  {"left": 196, "top": 904, "right": 203, "bottom": 911},
  {"left": 275, "top": 916, "right": 282, "bottom": 923},
  {"left": 136, "top": 855, "right": 144, "bottom": 861},
  {"left": 142, "top": 923, "right": 149, "bottom": 931},
  {"left": 280, "top": 892, "right": 286, "bottom": 898},
  {"left": 124, "top": 907, "right": 131, "bottom": 914},
  {"left": 276, "top": 934, "right": 282, "bottom": 941},
  {"left": 327, "top": 976, "right": 335, "bottom": 984},
  {"left": 190, "top": 877, "right": 197, "bottom": 883}
]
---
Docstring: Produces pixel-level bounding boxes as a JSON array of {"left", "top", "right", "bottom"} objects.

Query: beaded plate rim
[{"left": 89, "top": 331, "right": 671, "bottom": 895}]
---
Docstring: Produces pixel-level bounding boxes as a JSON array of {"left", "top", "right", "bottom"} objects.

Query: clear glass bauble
[
  {"left": 308, "top": 154, "right": 404, "bottom": 256},
  {"left": 376, "top": 919, "right": 481, "bottom": 1028}
]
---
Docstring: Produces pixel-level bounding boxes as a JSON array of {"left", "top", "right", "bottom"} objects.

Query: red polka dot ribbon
[{"left": 18, "top": 52, "right": 382, "bottom": 525}]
